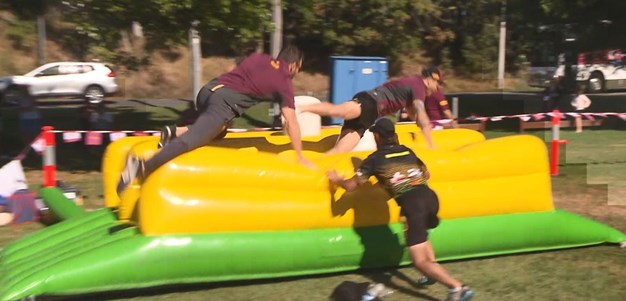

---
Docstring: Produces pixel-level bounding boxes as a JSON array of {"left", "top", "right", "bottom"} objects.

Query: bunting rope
[
  {"left": 17, "top": 111, "right": 626, "bottom": 161},
  {"left": 461, "top": 111, "right": 626, "bottom": 122}
]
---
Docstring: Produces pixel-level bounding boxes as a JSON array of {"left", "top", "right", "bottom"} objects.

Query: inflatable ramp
[{"left": 1, "top": 125, "right": 624, "bottom": 301}]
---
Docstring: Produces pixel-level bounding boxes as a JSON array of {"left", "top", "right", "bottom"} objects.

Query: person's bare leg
[
  {"left": 409, "top": 241, "right": 462, "bottom": 289},
  {"left": 300, "top": 101, "right": 362, "bottom": 120},
  {"left": 326, "top": 130, "right": 362, "bottom": 155},
  {"left": 575, "top": 116, "right": 583, "bottom": 133}
]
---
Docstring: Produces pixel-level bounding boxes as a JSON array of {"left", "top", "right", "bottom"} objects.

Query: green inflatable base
[{"left": 1, "top": 204, "right": 624, "bottom": 300}]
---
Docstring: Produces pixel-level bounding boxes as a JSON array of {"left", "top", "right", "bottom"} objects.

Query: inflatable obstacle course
[{"left": 1, "top": 125, "right": 624, "bottom": 301}]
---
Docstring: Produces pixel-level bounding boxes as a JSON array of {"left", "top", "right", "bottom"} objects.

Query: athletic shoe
[
  {"left": 116, "top": 155, "right": 145, "bottom": 195},
  {"left": 158, "top": 125, "right": 176, "bottom": 148},
  {"left": 415, "top": 276, "right": 437, "bottom": 286},
  {"left": 446, "top": 285, "right": 474, "bottom": 301},
  {"left": 370, "top": 283, "right": 395, "bottom": 297}
]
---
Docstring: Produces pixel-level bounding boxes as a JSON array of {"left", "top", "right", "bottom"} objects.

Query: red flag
[
  {"left": 85, "top": 131, "right": 103, "bottom": 145},
  {"left": 133, "top": 131, "right": 149, "bottom": 136}
]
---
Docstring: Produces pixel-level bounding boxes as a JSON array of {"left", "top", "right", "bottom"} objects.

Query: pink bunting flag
[
  {"left": 582, "top": 113, "right": 595, "bottom": 121},
  {"left": 532, "top": 113, "right": 545, "bottom": 121},
  {"left": 85, "top": 131, "right": 103, "bottom": 146},
  {"left": 62, "top": 131, "right": 82, "bottom": 143}
]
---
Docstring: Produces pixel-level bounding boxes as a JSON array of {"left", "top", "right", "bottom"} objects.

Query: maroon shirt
[
  {"left": 424, "top": 90, "right": 450, "bottom": 121},
  {"left": 367, "top": 76, "right": 427, "bottom": 116},
  {"left": 218, "top": 53, "right": 295, "bottom": 109}
]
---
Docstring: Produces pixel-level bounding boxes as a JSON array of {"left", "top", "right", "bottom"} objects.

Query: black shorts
[
  {"left": 341, "top": 92, "right": 378, "bottom": 137},
  {"left": 396, "top": 185, "right": 440, "bottom": 246}
]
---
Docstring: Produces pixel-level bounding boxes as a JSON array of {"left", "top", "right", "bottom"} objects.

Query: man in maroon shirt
[
  {"left": 300, "top": 67, "right": 443, "bottom": 154},
  {"left": 117, "top": 45, "right": 311, "bottom": 195},
  {"left": 425, "top": 89, "right": 457, "bottom": 129}
]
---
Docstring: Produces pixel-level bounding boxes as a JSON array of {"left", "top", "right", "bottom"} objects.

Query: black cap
[
  {"left": 369, "top": 117, "right": 396, "bottom": 140},
  {"left": 422, "top": 67, "right": 445, "bottom": 85}
]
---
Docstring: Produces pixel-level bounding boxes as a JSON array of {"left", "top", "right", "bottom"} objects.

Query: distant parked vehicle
[
  {"left": 0, "top": 62, "right": 118, "bottom": 105},
  {"left": 528, "top": 49, "right": 626, "bottom": 93}
]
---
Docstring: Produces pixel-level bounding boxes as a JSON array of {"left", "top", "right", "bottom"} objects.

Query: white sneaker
[
  {"left": 116, "top": 155, "right": 144, "bottom": 195},
  {"left": 446, "top": 285, "right": 474, "bottom": 301},
  {"left": 415, "top": 276, "right": 437, "bottom": 286},
  {"left": 362, "top": 283, "right": 395, "bottom": 300}
]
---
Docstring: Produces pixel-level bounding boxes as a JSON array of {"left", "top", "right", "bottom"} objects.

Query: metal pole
[
  {"left": 37, "top": 15, "right": 46, "bottom": 65},
  {"left": 497, "top": 1, "right": 506, "bottom": 89},
  {"left": 270, "top": 0, "right": 282, "bottom": 58},
  {"left": 452, "top": 97, "right": 459, "bottom": 119},
  {"left": 189, "top": 21, "right": 202, "bottom": 101}
]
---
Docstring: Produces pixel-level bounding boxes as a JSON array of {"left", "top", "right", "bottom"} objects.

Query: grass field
[{"left": 1, "top": 101, "right": 625, "bottom": 301}]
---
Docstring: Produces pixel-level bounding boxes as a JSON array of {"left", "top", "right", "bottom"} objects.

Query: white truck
[{"left": 530, "top": 49, "right": 626, "bottom": 93}]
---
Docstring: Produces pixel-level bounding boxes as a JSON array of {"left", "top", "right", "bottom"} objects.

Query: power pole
[
  {"left": 270, "top": 0, "right": 282, "bottom": 58},
  {"left": 189, "top": 20, "right": 202, "bottom": 101},
  {"left": 270, "top": 0, "right": 282, "bottom": 127},
  {"left": 497, "top": 0, "right": 506, "bottom": 90},
  {"left": 37, "top": 15, "right": 46, "bottom": 65}
]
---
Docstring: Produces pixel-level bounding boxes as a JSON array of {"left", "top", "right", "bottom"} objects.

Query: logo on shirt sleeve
[
  {"left": 270, "top": 60, "right": 280, "bottom": 69},
  {"left": 439, "top": 100, "right": 448, "bottom": 107}
]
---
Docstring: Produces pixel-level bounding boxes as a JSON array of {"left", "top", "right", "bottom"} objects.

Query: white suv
[{"left": 0, "top": 62, "right": 119, "bottom": 105}]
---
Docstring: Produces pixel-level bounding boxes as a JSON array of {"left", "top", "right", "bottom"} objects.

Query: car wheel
[
  {"left": 84, "top": 85, "right": 105, "bottom": 104},
  {"left": 3, "top": 85, "right": 27, "bottom": 106},
  {"left": 587, "top": 72, "right": 605, "bottom": 93}
]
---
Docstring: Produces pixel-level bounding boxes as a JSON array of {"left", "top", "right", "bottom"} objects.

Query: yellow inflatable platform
[{"left": 103, "top": 125, "right": 551, "bottom": 235}]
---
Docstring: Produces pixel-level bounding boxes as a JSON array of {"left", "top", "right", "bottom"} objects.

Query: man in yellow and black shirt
[{"left": 326, "top": 117, "right": 474, "bottom": 301}]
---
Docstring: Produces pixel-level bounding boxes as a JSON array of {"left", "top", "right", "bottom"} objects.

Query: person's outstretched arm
[
  {"left": 412, "top": 100, "right": 434, "bottom": 149},
  {"left": 281, "top": 106, "right": 314, "bottom": 168},
  {"left": 326, "top": 170, "right": 359, "bottom": 192},
  {"left": 443, "top": 109, "right": 458, "bottom": 128}
]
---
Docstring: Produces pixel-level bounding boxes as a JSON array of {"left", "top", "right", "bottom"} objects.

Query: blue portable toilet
[{"left": 329, "top": 56, "right": 388, "bottom": 124}]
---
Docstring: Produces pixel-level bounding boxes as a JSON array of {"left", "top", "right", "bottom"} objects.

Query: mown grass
[
  {"left": 7, "top": 163, "right": 625, "bottom": 301},
  {"left": 1, "top": 98, "right": 625, "bottom": 301}
]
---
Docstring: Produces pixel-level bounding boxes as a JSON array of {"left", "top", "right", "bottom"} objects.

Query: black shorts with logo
[
  {"left": 341, "top": 91, "right": 378, "bottom": 137},
  {"left": 396, "top": 185, "right": 440, "bottom": 246}
]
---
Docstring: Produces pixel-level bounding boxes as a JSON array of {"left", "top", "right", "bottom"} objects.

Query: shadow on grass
[
  {"left": 35, "top": 266, "right": 444, "bottom": 301},
  {"left": 364, "top": 269, "right": 440, "bottom": 301}
]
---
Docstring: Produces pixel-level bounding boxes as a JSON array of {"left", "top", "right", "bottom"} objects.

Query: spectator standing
[
  {"left": 424, "top": 89, "right": 457, "bottom": 129},
  {"left": 571, "top": 87, "right": 592, "bottom": 133},
  {"left": 17, "top": 85, "right": 41, "bottom": 146}
]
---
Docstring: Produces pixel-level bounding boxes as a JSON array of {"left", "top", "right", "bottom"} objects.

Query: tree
[
  {"left": 284, "top": 0, "right": 445, "bottom": 73},
  {"left": 45, "top": 0, "right": 271, "bottom": 62}
]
